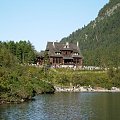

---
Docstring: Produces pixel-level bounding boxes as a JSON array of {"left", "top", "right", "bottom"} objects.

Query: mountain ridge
[{"left": 61, "top": 0, "right": 120, "bottom": 67}]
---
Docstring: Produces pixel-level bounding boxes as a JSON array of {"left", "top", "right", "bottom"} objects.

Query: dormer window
[
  {"left": 64, "top": 45, "right": 69, "bottom": 48},
  {"left": 56, "top": 52, "right": 61, "bottom": 55},
  {"left": 74, "top": 52, "right": 79, "bottom": 55}
]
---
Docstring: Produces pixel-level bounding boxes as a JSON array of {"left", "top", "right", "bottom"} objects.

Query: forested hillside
[{"left": 61, "top": 0, "right": 120, "bottom": 67}]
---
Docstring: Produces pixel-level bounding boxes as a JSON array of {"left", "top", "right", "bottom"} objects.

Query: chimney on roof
[
  {"left": 66, "top": 42, "right": 69, "bottom": 48},
  {"left": 53, "top": 41, "right": 55, "bottom": 47},
  {"left": 77, "top": 41, "right": 79, "bottom": 47}
]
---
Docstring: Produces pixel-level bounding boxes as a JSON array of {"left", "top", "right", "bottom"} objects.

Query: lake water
[{"left": 0, "top": 92, "right": 120, "bottom": 120}]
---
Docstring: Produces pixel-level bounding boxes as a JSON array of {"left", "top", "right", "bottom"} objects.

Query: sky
[{"left": 0, "top": 0, "right": 109, "bottom": 51}]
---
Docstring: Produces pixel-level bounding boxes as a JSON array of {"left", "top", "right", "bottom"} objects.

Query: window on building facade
[
  {"left": 56, "top": 58, "right": 58, "bottom": 63},
  {"left": 53, "top": 58, "right": 55, "bottom": 63}
]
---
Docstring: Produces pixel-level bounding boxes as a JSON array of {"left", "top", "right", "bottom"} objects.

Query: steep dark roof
[{"left": 46, "top": 42, "right": 82, "bottom": 58}]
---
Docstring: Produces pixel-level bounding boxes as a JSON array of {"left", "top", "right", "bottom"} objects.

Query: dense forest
[
  {"left": 61, "top": 0, "right": 120, "bottom": 67},
  {"left": 0, "top": 40, "right": 36, "bottom": 64}
]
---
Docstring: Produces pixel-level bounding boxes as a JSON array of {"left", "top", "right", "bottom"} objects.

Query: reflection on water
[{"left": 0, "top": 92, "right": 120, "bottom": 120}]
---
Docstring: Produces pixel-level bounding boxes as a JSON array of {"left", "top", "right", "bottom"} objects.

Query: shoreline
[
  {"left": 54, "top": 86, "right": 120, "bottom": 93},
  {"left": 1, "top": 86, "right": 120, "bottom": 105}
]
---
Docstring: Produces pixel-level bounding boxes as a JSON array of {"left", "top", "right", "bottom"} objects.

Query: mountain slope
[{"left": 61, "top": 0, "right": 120, "bottom": 67}]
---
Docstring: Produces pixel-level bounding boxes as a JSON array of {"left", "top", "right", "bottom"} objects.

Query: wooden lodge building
[{"left": 37, "top": 42, "right": 83, "bottom": 68}]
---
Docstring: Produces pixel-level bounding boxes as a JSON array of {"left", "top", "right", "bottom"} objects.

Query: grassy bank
[
  {"left": 1, "top": 66, "right": 120, "bottom": 104},
  {"left": 1, "top": 63, "right": 120, "bottom": 103},
  {"left": 47, "top": 68, "right": 120, "bottom": 89}
]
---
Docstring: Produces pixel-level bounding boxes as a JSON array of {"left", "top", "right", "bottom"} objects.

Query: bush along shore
[
  {"left": 0, "top": 65, "right": 55, "bottom": 104},
  {"left": 0, "top": 45, "right": 55, "bottom": 104}
]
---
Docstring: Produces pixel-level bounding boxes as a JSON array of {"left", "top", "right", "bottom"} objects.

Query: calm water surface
[{"left": 0, "top": 92, "right": 120, "bottom": 120}]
